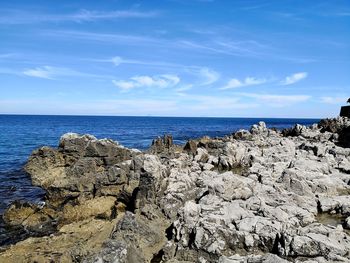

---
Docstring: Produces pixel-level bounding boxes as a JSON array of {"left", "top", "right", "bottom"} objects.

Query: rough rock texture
[{"left": 1, "top": 117, "right": 350, "bottom": 262}]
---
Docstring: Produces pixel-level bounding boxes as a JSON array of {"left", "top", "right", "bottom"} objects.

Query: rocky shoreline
[{"left": 0, "top": 117, "right": 350, "bottom": 262}]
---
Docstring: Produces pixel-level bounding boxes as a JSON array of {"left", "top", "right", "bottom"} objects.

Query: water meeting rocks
[{"left": 1, "top": 118, "right": 350, "bottom": 262}]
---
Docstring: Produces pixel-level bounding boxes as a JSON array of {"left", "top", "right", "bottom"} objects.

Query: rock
[
  {"left": 150, "top": 134, "right": 174, "bottom": 153},
  {"left": 345, "top": 217, "right": 350, "bottom": 229},
  {"left": 318, "top": 117, "right": 348, "bottom": 133},
  {"left": 232, "top": 129, "right": 252, "bottom": 140},
  {"left": 318, "top": 196, "right": 350, "bottom": 214},
  {"left": 62, "top": 196, "right": 116, "bottom": 223},
  {"left": 59, "top": 133, "right": 97, "bottom": 154},
  {"left": 283, "top": 124, "right": 306, "bottom": 137},
  {"left": 3, "top": 201, "right": 37, "bottom": 226},
  {"left": 194, "top": 148, "right": 209, "bottom": 163},
  {"left": 184, "top": 140, "right": 198, "bottom": 154},
  {"left": 0, "top": 218, "right": 119, "bottom": 263},
  {"left": 24, "top": 133, "right": 139, "bottom": 207},
  {"left": 84, "top": 240, "right": 129, "bottom": 263},
  {"left": 250, "top": 121, "right": 268, "bottom": 135},
  {"left": 318, "top": 117, "right": 350, "bottom": 147},
  {"left": 2, "top": 117, "right": 350, "bottom": 262},
  {"left": 219, "top": 253, "right": 289, "bottom": 263}
]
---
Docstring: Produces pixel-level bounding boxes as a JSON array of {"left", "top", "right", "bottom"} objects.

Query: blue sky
[{"left": 0, "top": 0, "right": 349, "bottom": 118}]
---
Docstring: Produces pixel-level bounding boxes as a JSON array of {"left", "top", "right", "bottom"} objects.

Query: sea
[{"left": 0, "top": 115, "right": 320, "bottom": 213}]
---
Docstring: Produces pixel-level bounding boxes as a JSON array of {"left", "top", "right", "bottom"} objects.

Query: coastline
[{"left": 0, "top": 117, "right": 349, "bottom": 262}]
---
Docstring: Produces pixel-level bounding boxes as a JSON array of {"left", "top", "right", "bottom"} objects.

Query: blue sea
[{"left": 0, "top": 115, "right": 320, "bottom": 213}]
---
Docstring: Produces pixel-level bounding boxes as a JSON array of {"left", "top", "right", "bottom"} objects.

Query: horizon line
[{"left": 0, "top": 113, "right": 324, "bottom": 120}]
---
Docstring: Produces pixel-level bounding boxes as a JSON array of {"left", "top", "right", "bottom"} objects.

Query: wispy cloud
[
  {"left": 22, "top": 66, "right": 108, "bottom": 79},
  {"left": 170, "top": 66, "right": 219, "bottom": 89},
  {"left": 104, "top": 56, "right": 182, "bottom": 69},
  {"left": 177, "top": 39, "right": 264, "bottom": 58},
  {"left": 96, "top": 56, "right": 218, "bottom": 76},
  {"left": 186, "top": 95, "right": 259, "bottom": 111},
  {"left": 0, "top": 96, "right": 258, "bottom": 117},
  {"left": 67, "top": 10, "right": 158, "bottom": 21},
  {"left": 238, "top": 92, "right": 310, "bottom": 107},
  {"left": 43, "top": 29, "right": 316, "bottom": 63},
  {"left": 175, "top": 84, "right": 193, "bottom": 94},
  {"left": 0, "top": 53, "right": 17, "bottom": 59},
  {"left": 44, "top": 30, "right": 159, "bottom": 46},
  {"left": 112, "top": 74, "right": 180, "bottom": 91},
  {"left": 0, "top": 98, "right": 179, "bottom": 116},
  {"left": 0, "top": 9, "right": 158, "bottom": 24},
  {"left": 320, "top": 96, "right": 348, "bottom": 104},
  {"left": 94, "top": 55, "right": 219, "bottom": 88},
  {"left": 43, "top": 30, "right": 272, "bottom": 59},
  {"left": 23, "top": 66, "right": 58, "bottom": 79},
  {"left": 280, "top": 72, "right": 308, "bottom": 85},
  {"left": 220, "top": 77, "right": 267, "bottom": 90},
  {"left": 197, "top": 67, "right": 220, "bottom": 85}
]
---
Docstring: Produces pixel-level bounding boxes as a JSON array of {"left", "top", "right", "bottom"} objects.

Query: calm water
[{"left": 0, "top": 115, "right": 320, "bottom": 212}]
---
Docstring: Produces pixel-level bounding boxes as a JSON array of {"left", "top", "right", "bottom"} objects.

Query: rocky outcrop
[{"left": 1, "top": 117, "right": 350, "bottom": 262}]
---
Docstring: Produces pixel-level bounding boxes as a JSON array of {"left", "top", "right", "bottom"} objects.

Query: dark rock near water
[
  {"left": 1, "top": 118, "right": 350, "bottom": 262},
  {"left": 183, "top": 140, "right": 197, "bottom": 154},
  {"left": 150, "top": 135, "right": 173, "bottom": 153}
]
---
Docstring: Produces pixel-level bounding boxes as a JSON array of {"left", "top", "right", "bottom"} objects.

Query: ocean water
[{"left": 0, "top": 115, "right": 320, "bottom": 212}]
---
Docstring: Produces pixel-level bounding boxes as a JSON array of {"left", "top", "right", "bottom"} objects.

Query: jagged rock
[
  {"left": 184, "top": 140, "right": 197, "bottom": 154},
  {"left": 24, "top": 133, "right": 139, "bottom": 206},
  {"left": 232, "top": 129, "right": 252, "bottom": 140},
  {"left": 1, "top": 117, "right": 350, "bottom": 262},
  {"left": 250, "top": 121, "right": 268, "bottom": 135},
  {"left": 318, "top": 117, "right": 349, "bottom": 133},
  {"left": 3, "top": 201, "right": 37, "bottom": 226},
  {"left": 150, "top": 134, "right": 174, "bottom": 153}
]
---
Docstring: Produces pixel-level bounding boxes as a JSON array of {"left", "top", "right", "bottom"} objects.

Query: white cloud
[
  {"left": 111, "top": 56, "right": 124, "bottom": 66},
  {"left": 198, "top": 67, "right": 220, "bottom": 85},
  {"left": 220, "top": 77, "right": 267, "bottom": 90},
  {"left": 70, "top": 10, "right": 158, "bottom": 21},
  {"left": 23, "top": 66, "right": 57, "bottom": 79},
  {"left": 320, "top": 96, "right": 348, "bottom": 104},
  {"left": 112, "top": 74, "right": 180, "bottom": 91},
  {"left": 22, "top": 66, "right": 108, "bottom": 79},
  {"left": 176, "top": 84, "right": 193, "bottom": 92},
  {"left": 280, "top": 72, "right": 308, "bottom": 85},
  {"left": 108, "top": 56, "right": 178, "bottom": 68},
  {"left": 44, "top": 30, "right": 271, "bottom": 60},
  {"left": 111, "top": 80, "right": 135, "bottom": 90}
]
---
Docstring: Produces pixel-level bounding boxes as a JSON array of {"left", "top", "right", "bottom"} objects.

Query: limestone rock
[{"left": 2, "top": 117, "right": 350, "bottom": 262}]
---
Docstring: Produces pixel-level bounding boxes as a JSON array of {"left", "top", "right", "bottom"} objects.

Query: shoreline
[{"left": 0, "top": 117, "right": 349, "bottom": 262}]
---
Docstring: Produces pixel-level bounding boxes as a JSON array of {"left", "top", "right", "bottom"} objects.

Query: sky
[{"left": 0, "top": 0, "right": 349, "bottom": 118}]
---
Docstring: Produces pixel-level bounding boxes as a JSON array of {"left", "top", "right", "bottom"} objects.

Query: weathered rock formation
[{"left": 1, "top": 118, "right": 350, "bottom": 262}]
